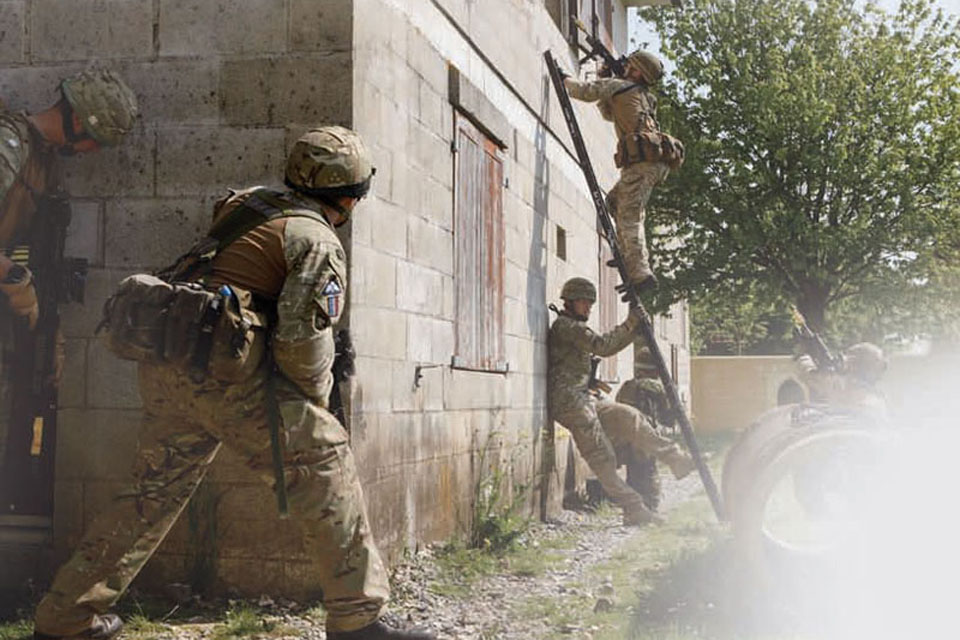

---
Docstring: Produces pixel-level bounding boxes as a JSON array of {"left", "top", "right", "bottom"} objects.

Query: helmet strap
[
  {"left": 57, "top": 97, "right": 95, "bottom": 154},
  {"left": 315, "top": 193, "right": 352, "bottom": 228}
]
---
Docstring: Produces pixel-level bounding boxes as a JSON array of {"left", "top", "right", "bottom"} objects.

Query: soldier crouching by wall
[
  {"left": 614, "top": 346, "right": 679, "bottom": 512},
  {"left": 32, "top": 127, "right": 435, "bottom": 640},
  {"left": 548, "top": 277, "right": 694, "bottom": 526}
]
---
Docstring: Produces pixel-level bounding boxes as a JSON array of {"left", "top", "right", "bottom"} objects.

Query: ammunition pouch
[
  {"left": 615, "top": 132, "right": 685, "bottom": 170},
  {"left": 99, "top": 274, "right": 267, "bottom": 382}
]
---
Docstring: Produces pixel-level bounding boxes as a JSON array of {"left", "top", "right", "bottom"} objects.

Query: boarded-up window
[
  {"left": 453, "top": 115, "right": 506, "bottom": 372},
  {"left": 598, "top": 241, "right": 619, "bottom": 380},
  {"left": 574, "top": 0, "right": 614, "bottom": 50}
]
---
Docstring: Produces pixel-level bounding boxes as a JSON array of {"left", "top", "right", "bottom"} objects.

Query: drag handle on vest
[{"left": 544, "top": 49, "right": 725, "bottom": 522}]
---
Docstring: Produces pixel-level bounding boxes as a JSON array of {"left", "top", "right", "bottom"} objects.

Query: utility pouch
[
  {"left": 208, "top": 286, "right": 268, "bottom": 382},
  {"left": 616, "top": 132, "right": 685, "bottom": 170},
  {"left": 100, "top": 275, "right": 267, "bottom": 382}
]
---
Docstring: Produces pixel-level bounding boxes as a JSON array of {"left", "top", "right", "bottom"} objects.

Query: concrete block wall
[
  {"left": 347, "top": 0, "right": 689, "bottom": 555},
  {"left": 1, "top": 0, "right": 354, "bottom": 598}
]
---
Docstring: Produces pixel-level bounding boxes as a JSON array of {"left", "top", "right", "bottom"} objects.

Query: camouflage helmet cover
[
  {"left": 634, "top": 344, "right": 659, "bottom": 375},
  {"left": 285, "top": 125, "right": 374, "bottom": 196},
  {"left": 560, "top": 277, "right": 597, "bottom": 303},
  {"left": 60, "top": 69, "right": 138, "bottom": 147},
  {"left": 843, "top": 342, "right": 887, "bottom": 383},
  {"left": 626, "top": 49, "right": 664, "bottom": 85}
]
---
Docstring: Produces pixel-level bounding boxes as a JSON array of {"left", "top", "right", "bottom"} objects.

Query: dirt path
[{"left": 386, "top": 472, "right": 708, "bottom": 640}]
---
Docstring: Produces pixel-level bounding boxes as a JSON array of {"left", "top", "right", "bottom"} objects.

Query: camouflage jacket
[
  {"left": 566, "top": 77, "right": 659, "bottom": 143},
  {"left": 0, "top": 104, "right": 55, "bottom": 249},
  {"left": 548, "top": 309, "right": 640, "bottom": 415},
  {"left": 207, "top": 188, "right": 347, "bottom": 406},
  {"left": 616, "top": 377, "right": 676, "bottom": 431}
]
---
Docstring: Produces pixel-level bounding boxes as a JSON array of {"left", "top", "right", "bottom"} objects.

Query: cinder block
[
  {"left": 31, "top": 0, "right": 153, "bottom": 61},
  {"left": 417, "top": 79, "right": 444, "bottom": 137},
  {"left": 290, "top": 0, "right": 352, "bottom": 51},
  {"left": 158, "top": 0, "right": 285, "bottom": 56},
  {"left": 352, "top": 356, "right": 394, "bottom": 413},
  {"left": 407, "top": 28, "right": 447, "bottom": 94},
  {"left": 220, "top": 56, "right": 352, "bottom": 126},
  {"left": 406, "top": 315, "right": 454, "bottom": 367},
  {"left": 350, "top": 245, "right": 397, "bottom": 308},
  {"left": 408, "top": 213, "right": 453, "bottom": 277},
  {"left": 217, "top": 556, "right": 285, "bottom": 596},
  {"left": 60, "top": 268, "right": 130, "bottom": 339},
  {"left": 64, "top": 200, "right": 102, "bottom": 265},
  {"left": 351, "top": 309, "right": 406, "bottom": 360},
  {"left": 156, "top": 126, "right": 285, "bottom": 197},
  {"left": 365, "top": 200, "right": 407, "bottom": 257},
  {"left": 59, "top": 338, "right": 87, "bottom": 409},
  {"left": 395, "top": 261, "right": 442, "bottom": 315},
  {"left": 86, "top": 338, "right": 141, "bottom": 409},
  {"left": 443, "top": 366, "right": 507, "bottom": 410},
  {"left": 62, "top": 130, "right": 154, "bottom": 198},
  {"left": 0, "top": 1, "right": 24, "bottom": 63},
  {"left": 52, "top": 480, "right": 83, "bottom": 553},
  {"left": 418, "top": 176, "right": 452, "bottom": 230},
  {"left": 57, "top": 408, "right": 140, "bottom": 481},
  {"left": 104, "top": 197, "right": 207, "bottom": 269},
  {"left": 124, "top": 59, "right": 220, "bottom": 125},
  {"left": 0, "top": 64, "right": 80, "bottom": 112},
  {"left": 410, "top": 121, "right": 450, "bottom": 188}
]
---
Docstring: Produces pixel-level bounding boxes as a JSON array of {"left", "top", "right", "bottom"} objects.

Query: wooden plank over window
[{"left": 453, "top": 115, "right": 506, "bottom": 372}]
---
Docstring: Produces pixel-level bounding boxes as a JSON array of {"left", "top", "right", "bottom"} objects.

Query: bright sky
[{"left": 629, "top": 0, "right": 960, "bottom": 58}]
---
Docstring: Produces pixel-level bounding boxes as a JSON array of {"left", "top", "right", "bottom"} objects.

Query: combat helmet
[
  {"left": 626, "top": 50, "right": 664, "bottom": 85},
  {"left": 560, "top": 277, "right": 597, "bottom": 303},
  {"left": 635, "top": 344, "right": 659, "bottom": 378},
  {"left": 843, "top": 342, "right": 887, "bottom": 384},
  {"left": 60, "top": 70, "right": 138, "bottom": 147},
  {"left": 285, "top": 126, "right": 375, "bottom": 200}
]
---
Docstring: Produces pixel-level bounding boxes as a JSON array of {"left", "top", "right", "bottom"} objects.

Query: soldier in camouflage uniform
[
  {"left": 33, "top": 128, "right": 435, "bottom": 640},
  {"left": 0, "top": 70, "right": 137, "bottom": 500},
  {"left": 615, "top": 346, "right": 677, "bottom": 511},
  {"left": 796, "top": 342, "right": 889, "bottom": 418},
  {"left": 564, "top": 50, "right": 681, "bottom": 292},
  {"left": 548, "top": 278, "right": 694, "bottom": 526}
]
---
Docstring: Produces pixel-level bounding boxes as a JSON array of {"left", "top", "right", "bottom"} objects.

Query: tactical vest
[
  {"left": 100, "top": 188, "right": 329, "bottom": 382},
  {"left": 609, "top": 84, "right": 685, "bottom": 171}
]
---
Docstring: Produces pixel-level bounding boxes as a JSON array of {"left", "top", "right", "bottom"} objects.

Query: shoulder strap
[
  {"left": 159, "top": 188, "right": 329, "bottom": 282},
  {"left": 207, "top": 188, "right": 329, "bottom": 251},
  {"left": 612, "top": 82, "right": 646, "bottom": 98}
]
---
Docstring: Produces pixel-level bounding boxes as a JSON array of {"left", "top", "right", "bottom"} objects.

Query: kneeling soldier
[
  {"left": 32, "top": 127, "right": 434, "bottom": 640},
  {"left": 548, "top": 277, "right": 694, "bottom": 526}
]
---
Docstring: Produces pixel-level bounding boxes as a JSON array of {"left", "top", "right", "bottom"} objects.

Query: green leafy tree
[{"left": 643, "top": 0, "right": 960, "bottom": 334}]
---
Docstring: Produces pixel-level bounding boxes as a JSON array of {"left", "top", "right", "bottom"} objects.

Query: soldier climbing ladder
[{"left": 543, "top": 49, "right": 724, "bottom": 521}]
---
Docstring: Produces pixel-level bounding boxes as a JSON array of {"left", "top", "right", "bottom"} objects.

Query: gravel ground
[{"left": 385, "top": 471, "right": 705, "bottom": 640}]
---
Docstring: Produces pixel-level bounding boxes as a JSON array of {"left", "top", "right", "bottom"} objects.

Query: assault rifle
[
  {"left": 329, "top": 328, "right": 356, "bottom": 426},
  {"left": 790, "top": 307, "right": 841, "bottom": 372},
  {"left": 587, "top": 355, "right": 612, "bottom": 396},
  {"left": 572, "top": 18, "right": 627, "bottom": 78},
  {"left": 1, "top": 187, "right": 86, "bottom": 515}
]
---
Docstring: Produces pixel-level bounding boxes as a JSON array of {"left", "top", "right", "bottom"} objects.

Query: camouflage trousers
[
  {"left": 607, "top": 161, "right": 669, "bottom": 283},
  {"left": 553, "top": 397, "right": 677, "bottom": 511},
  {"left": 34, "top": 362, "right": 388, "bottom": 635}
]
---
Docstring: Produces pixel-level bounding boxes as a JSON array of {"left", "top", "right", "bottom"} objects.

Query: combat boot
[
  {"left": 33, "top": 614, "right": 123, "bottom": 640},
  {"left": 660, "top": 445, "right": 696, "bottom": 480},
  {"left": 326, "top": 620, "right": 436, "bottom": 640},
  {"left": 622, "top": 500, "right": 664, "bottom": 526}
]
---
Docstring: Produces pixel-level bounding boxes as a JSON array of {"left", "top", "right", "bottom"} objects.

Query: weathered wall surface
[
  {"left": 2, "top": 0, "right": 691, "bottom": 598},
  {"left": 690, "top": 356, "right": 800, "bottom": 432},
  {"left": 348, "top": 0, "right": 690, "bottom": 556},
  {"left": 1, "top": 0, "right": 353, "bottom": 598}
]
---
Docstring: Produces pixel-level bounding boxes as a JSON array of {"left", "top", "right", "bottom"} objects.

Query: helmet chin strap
[
  {"left": 315, "top": 193, "right": 352, "bottom": 228},
  {"left": 58, "top": 99, "right": 94, "bottom": 156}
]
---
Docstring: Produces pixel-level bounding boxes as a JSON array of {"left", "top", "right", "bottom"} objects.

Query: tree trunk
[{"left": 796, "top": 286, "right": 829, "bottom": 334}]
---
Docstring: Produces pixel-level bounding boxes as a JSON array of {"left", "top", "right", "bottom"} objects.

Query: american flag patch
[{"left": 321, "top": 278, "right": 343, "bottom": 318}]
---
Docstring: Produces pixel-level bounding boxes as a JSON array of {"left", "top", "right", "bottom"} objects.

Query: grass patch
[{"left": 0, "top": 619, "right": 32, "bottom": 640}]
